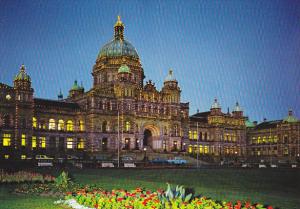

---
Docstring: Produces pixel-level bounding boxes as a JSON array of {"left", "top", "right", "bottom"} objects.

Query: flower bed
[
  {"left": 63, "top": 187, "right": 275, "bottom": 209},
  {"left": 0, "top": 170, "right": 55, "bottom": 183}
]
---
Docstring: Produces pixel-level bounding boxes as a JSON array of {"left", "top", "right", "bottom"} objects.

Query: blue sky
[{"left": 0, "top": 0, "right": 299, "bottom": 121}]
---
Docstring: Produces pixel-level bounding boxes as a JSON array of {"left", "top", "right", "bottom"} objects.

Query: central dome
[
  {"left": 98, "top": 39, "right": 139, "bottom": 58},
  {"left": 98, "top": 16, "right": 139, "bottom": 59}
]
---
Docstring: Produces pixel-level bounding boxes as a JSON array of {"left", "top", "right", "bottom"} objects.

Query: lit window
[
  {"left": 66, "top": 120, "right": 74, "bottom": 131},
  {"left": 4, "top": 154, "right": 9, "bottom": 159},
  {"left": 188, "top": 145, "right": 193, "bottom": 153},
  {"left": 67, "top": 138, "right": 73, "bottom": 149},
  {"left": 199, "top": 145, "right": 203, "bottom": 154},
  {"left": 3, "top": 134, "right": 11, "bottom": 146},
  {"left": 188, "top": 131, "right": 192, "bottom": 139},
  {"left": 79, "top": 120, "right": 85, "bottom": 131},
  {"left": 21, "top": 155, "right": 26, "bottom": 160},
  {"left": 193, "top": 131, "right": 198, "bottom": 140},
  {"left": 21, "top": 134, "right": 26, "bottom": 146},
  {"left": 32, "top": 136, "right": 37, "bottom": 148},
  {"left": 77, "top": 138, "right": 84, "bottom": 149},
  {"left": 125, "top": 121, "right": 130, "bottom": 132},
  {"left": 40, "top": 137, "right": 46, "bottom": 148},
  {"left": 32, "top": 117, "right": 37, "bottom": 128},
  {"left": 204, "top": 146, "right": 208, "bottom": 154},
  {"left": 49, "top": 119, "right": 56, "bottom": 130},
  {"left": 58, "top": 119, "right": 64, "bottom": 131}
]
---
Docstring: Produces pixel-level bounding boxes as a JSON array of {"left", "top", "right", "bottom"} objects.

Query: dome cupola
[
  {"left": 283, "top": 109, "right": 298, "bottom": 123},
  {"left": 98, "top": 16, "right": 139, "bottom": 59},
  {"left": 14, "top": 64, "right": 31, "bottom": 82},
  {"left": 211, "top": 98, "right": 221, "bottom": 109}
]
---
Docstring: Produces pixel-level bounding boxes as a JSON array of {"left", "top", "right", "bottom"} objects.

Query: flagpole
[
  {"left": 117, "top": 102, "right": 120, "bottom": 168},
  {"left": 197, "top": 122, "right": 199, "bottom": 169}
]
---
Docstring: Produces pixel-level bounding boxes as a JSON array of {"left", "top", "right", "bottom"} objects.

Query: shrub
[{"left": 0, "top": 170, "right": 55, "bottom": 183}]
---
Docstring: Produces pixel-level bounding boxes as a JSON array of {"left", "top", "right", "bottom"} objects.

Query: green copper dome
[
  {"left": 118, "top": 64, "right": 130, "bottom": 73},
  {"left": 14, "top": 64, "right": 31, "bottom": 81},
  {"left": 71, "top": 80, "right": 81, "bottom": 90},
  {"left": 283, "top": 110, "right": 298, "bottom": 123},
  {"left": 98, "top": 16, "right": 139, "bottom": 59},
  {"left": 245, "top": 119, "right": 255, "bottom": 128},
  {"left": 98, "top": 39, "right": 139, "bottom": 59}
]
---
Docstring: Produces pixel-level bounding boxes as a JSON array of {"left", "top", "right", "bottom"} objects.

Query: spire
[
  {"left": 114, "top": 15, "right": 124, "bottom": 40},
  {"left": 58, "top": 89, "right": 63, "bottom": 100}
]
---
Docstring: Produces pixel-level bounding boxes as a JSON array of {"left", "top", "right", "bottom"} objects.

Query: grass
[{"left": 0, "top": 168, "right": 299, "bottom": 209}]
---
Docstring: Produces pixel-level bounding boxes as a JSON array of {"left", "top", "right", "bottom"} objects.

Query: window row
[
  {"left": 2, "top": 133, "right": 84, "bottom": 149},
  {"left": 32, "top": 117, "right": 84, "bottom": 131}
]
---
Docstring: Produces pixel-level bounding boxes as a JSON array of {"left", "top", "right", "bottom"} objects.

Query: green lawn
[{"left": 0, "top": 168, "right": 299, "bottom": 209}]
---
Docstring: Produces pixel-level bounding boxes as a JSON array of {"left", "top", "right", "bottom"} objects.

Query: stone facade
[
  {"left": 186, "top": 100, "right": 247, "bottom": 161},
  {"left": 0, "top": 17, "right": 189, "bottom": 159},
  {"left": 0, "top": 17, "right": 298, "bottom": 162},
  {"left": 246, "top": 110, "right": 300, "bottom": 161}
]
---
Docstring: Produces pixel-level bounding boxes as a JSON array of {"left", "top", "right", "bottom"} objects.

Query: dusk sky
[{"left": 0, "top": 0, "right": 299, "bottom": 122}]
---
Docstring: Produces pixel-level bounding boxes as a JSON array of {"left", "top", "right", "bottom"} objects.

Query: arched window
[
  {"left": 66, "top": 120, "right": 74, "bottom": 131},
  {"left": 102, "top": 121, "right": 107, "bottom": 132},
  {"left": 125, "top": 121, "right": 130, "bottom": 132},
  {"left": 79, "top": 120, "right": 85, "bottom": 131},
  {"left": 174, "top": 124, "right": 179, "bottom": 136},
  {"left": 58, "top": 119, "right": 64, "bottom": 131},
  {"left": 49, "top": 119, "right": 56, "bottom": 130},
  {"left": 32, "top": 117, "right": 37, "bottom": 128}
]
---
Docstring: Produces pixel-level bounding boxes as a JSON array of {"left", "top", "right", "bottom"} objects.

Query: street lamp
[{"left": 143, "top": 147, "right": 147, "bottom": 162}]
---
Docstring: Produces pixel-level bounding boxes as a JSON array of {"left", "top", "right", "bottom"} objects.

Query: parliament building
[{"left": 0, "top": 17, "right": 299, "bottom": 162}]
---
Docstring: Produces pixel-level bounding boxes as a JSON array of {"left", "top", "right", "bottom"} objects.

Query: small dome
[
  {"left": 245, "top": 119, "right": 255, "bottom": 128},
  {"left": 71, "top": 80, "right": 81, "bottom": 90},
  {"left": 233, "top": 102, "right": 242, "bottom": 112},
  {"left": 211, "top": 98, "right": 221, "bottom": 109},
  {"left": 14, "top": 64, "right": 31, "bottom": 81},
  {"left": 118, "top": 64, "right": 130, "bottom": 73},
  {"left": 283, "top": 109, "right": 298, "bottom": 123},
  {"left": 164, "top": 69, "right": 176, "bottom": 82}
]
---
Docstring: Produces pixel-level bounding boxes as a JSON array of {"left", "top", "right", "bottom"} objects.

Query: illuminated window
[
  {"left": 77, "top": 138, "right": 84, "bottom": 149},
  {"left": 204, "top": 146, "right": 208, "bottom": 154},
  {"left": 67, "top": 138, "right": 73, "bottom": 149},
  {"left": 58, "top": 119, "right": 64, "bottom": 131},
  {"left": 49, "top": 119, "right": 56, "bottom": 130},
  {"left": 193, "top": 131, "right": 198, "bottom": 140},
  {"left": 257, "top": 137, "right": 261, "bottom": 144},
  {"left": 262, "top": 136, "right": 266, "bottom": 143},
  {"left": 188, "top": 131, "right": 192, "bottom": 139},
  {"left": 39, "top": 137, "right": 46, "bottom": 148},
  {"left": 4, "top": 154, "right": 9, "bottom": 159},
  {"left": 2, "top": 134, "right": 11, "bottom": 146},
  {"left": 79, "top": 120, "right": 85, "bottom": 131},
  {"left": 188, "top": 145, "right": 193, "bottom": 153},
  {"left": 32, "top": 117, "right": 37, "bottom": 128},
  {"left": 269, "top": 136, "right": 273, "bottom": 143},
  {"left": 21, "top": 134, "right": 26, "bottom": 146},
  {"left": 66, "top": 120, "right": 74, "bottom": 131},
  {"left": 21, "top": 155, "right": 26, "bottom": 160},
  {"left": 274, "top": 136, "right": 278, "bottom": 143},
  {"left": 32, "top": 136, "right": 37, "bottom": 148},
  {"left": 199, "top": 145, "right": 203, "bottom": 154},
  {"left": 125, "top": 121, "right": 130, "bottom": 132}
]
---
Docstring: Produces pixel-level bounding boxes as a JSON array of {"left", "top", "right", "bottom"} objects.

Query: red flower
[
  {"left": 94, "top": 204, "right": 98, "bottom": 208},
  {"left": 267, "top": 207, "right": 273, "bottom": 209},
  {"left": 117, "top": 197, "right": 124, "bottom": 201}
]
